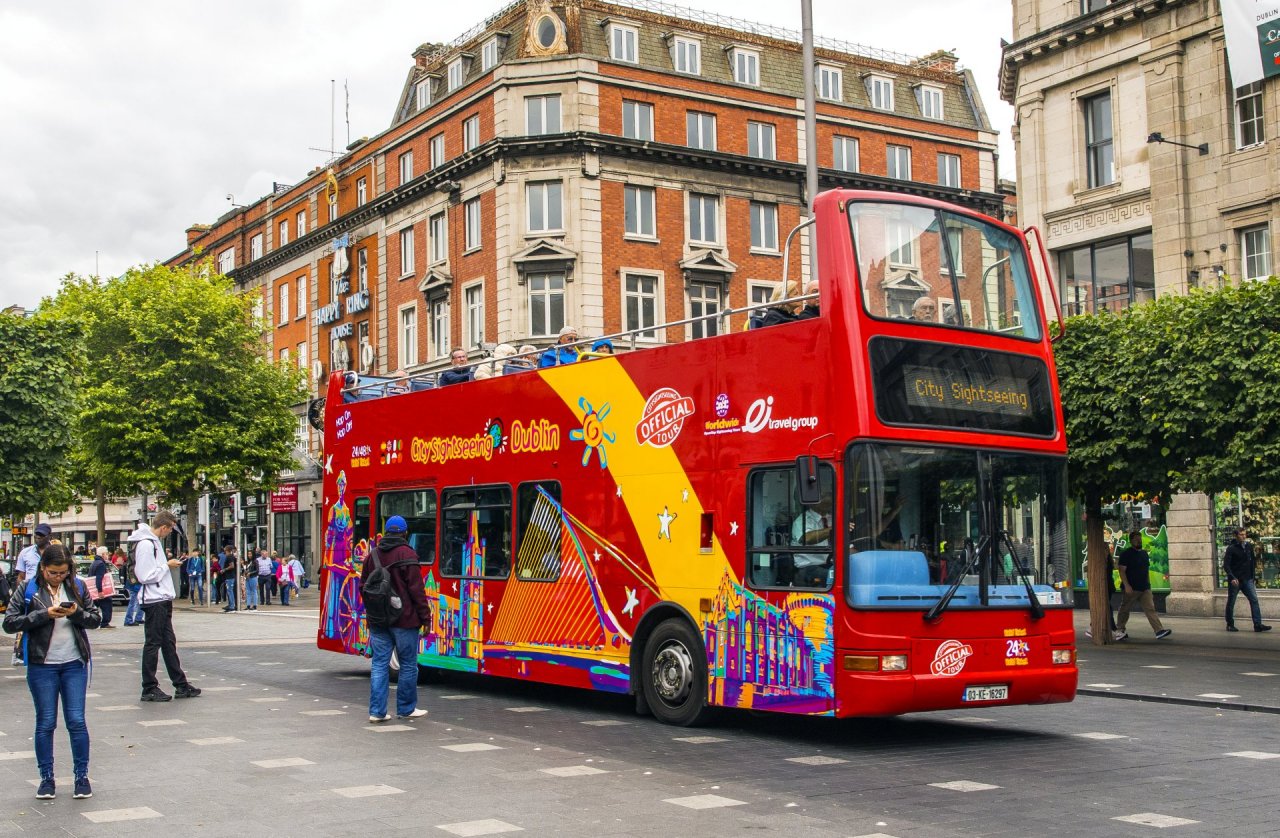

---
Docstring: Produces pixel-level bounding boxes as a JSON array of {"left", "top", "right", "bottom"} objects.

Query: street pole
[
  {"left": 233, "top": 492, "right": 242, "bottom": 612},
  {"left": 801, "top": 0, "right": 819, "bottom": 286}
]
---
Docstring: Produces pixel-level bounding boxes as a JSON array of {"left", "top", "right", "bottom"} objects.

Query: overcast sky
[{"left": 0, "top": 0, "right": 1015, "bottom": 309}]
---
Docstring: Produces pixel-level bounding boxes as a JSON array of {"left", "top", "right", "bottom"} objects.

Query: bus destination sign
[{"left": 904, "top": 365, "right": 1032, "bottom": 417}]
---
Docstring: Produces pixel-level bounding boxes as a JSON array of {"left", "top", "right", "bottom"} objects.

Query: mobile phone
[{"left": 58, "top": 601, "right": 74, "bottom": 609}]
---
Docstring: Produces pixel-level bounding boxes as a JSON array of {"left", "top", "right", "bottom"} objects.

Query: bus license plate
[{"left": 963, "top": 685, "right": 1008, "bottom": 702}]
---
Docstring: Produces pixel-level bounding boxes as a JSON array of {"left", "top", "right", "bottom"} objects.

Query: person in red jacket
[{"left": 362, "top": 516, "right": 433, "bottom": 722}]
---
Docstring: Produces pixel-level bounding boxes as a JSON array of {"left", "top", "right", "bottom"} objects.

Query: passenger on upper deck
[
  {"left": 795, "top": 280, "right": 820, "bottom": 320},
  {"left": 438, "top": 348, "right": 474, "bottom": 386},
  {"left": 474, "top": 344, "right": 515, "bottom": 380},
  {"left": 910, "top": 296, "right": 938, "bottom": 322},
  {"left": 749, "top": 281, "right": 804, "bottom": 330},
  {"left": 539, "top": 326, "right": 580, "bottom": 367},
  {"left": 504, "top": 345, "right": 538, "bottom": 375},
  {"left": 581, "top": 338, "right": 614, "bottom": 360}
]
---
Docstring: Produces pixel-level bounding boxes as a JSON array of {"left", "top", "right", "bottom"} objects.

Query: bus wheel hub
[{"left": 653, "top": 642, "right": 693, "bottom": 703}]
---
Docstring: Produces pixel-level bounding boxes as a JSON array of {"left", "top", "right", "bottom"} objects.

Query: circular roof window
[{"left": 536, "top": 15, "right": 559, "bottom": 50}]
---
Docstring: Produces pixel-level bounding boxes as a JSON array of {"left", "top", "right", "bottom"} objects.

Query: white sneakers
[
  {"left": 368, "top": 714, "right": 392, "bottom": 723},
  {"left": 397, "top": 708, "right": 428, "bottom": 720}
]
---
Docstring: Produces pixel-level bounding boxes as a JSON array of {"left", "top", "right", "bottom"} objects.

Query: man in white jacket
[{"left": 128, "top": 511, "right": 200, "bottom": 702}]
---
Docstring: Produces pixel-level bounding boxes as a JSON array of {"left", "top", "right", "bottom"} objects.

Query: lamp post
[{"left": 801, "top": 0, "right": 818, "bottom": 285}]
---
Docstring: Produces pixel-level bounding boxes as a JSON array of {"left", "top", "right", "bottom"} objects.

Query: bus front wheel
[{"left": 642, "top": 619, "right": 711, "bottom": 727}]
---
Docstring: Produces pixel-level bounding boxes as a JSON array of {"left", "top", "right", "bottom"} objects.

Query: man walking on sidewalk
[
  {"left": 128, "top": 511, "right": 201, "bottom": 701},
  {"left": 1116, "top": 530, "right": 1172, "bottom": 641},
  {"left": 1224, "top": 527, "right": 1272, "bottom": 633}
]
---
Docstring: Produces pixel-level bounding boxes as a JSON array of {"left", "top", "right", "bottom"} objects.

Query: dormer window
[
  {"left": 916, "top": 84, "right": 944, "bottom": 119},
  {"left": 482, "top": 38, "right": 500, "bottom": 72},
  {"left": 730, "top": 47, "right": 759, "bottom": 86},
  {"left": 867, "top": 74, "right": 895, "bottom": 111},
  {"left": 671, "top": 35, "right": 701, "bottom": 75},
  {"left": 415, "top": 79, "right": 431, "bottom": 111},
  {"left": 817, "top": 64, "right": 843, "bottom": 101},
  {"left": 448, "top": 58, "right": 464, "bottom": 91},
  {"left": 609, "top": 22, "right": 638, "bottom": 63}
]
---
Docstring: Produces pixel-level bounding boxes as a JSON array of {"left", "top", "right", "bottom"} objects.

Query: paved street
[{"left": 2, "top": 605, "right": 1278, "bottom": 837}]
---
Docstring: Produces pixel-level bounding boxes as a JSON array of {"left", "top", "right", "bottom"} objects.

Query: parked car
[{"left": 76, "top": 560, "right": 128, "bottom": 606}]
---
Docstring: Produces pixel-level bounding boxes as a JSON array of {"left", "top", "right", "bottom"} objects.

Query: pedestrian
[
  {"left": 1224, "top": 527, "right": 1272, "bottom": 632},
  {"left": 255, "top": 549, "right": 273, "bottom": 606},
  {"left": 287, "top": 554, "right": 305, "bottom": 601},
  {"left": 128, "top": 511, "right": 201, "bottom": 702},
  {"left": 89, "top": 547, "right": 115, "bottom": 628},
  {"left": 3, "top": 542, "right": 101, "bottom": 799},
  {"left": 187, "top": 549, "right": 206, "bottom": 605},
  {"left": 1116, "top": 530, "right": 1172, "bottom": 640},
  {"left": 177, "top": 552, "right": 190, "bottom": 601},
  {"left": 219, "top": 551, "right": 239, "bottom": 612},
  {"left": 12, "top": 523, "right": 52, "bottom": 665},
  {"left": 277, "top": 556, "right": 295, "bottom": 606},
  {"left": 364, "top": 516, "right": 432, "bottom": 723},
  {"left": 121, "top": 542, "right": 144, "bottom": 627},
  {"left": 269, "top": 552, "right": 280, "bottom": 601},
  {"left": 243, "top": 548, "right": 260, "bottom": 610}
]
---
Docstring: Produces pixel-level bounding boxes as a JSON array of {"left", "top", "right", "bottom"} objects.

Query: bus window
[
  {"left": 378, "top": 489, "right": 437, "bottom": 564},
  {"left": 747, "top": 464, "right": 835, "bottom": 590},
  {"left": 353, "top": 497, "right": 372, "bottom": 544},
  {"left": 441, "top": 486, "right": 513, "bottom": 579},
  {"left": 515, "top": 481, "right": 562, "bottom": 582}
]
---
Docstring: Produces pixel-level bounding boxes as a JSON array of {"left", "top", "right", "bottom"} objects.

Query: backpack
[
  {"left": 124, "top": 541, "right": 142, "bottom": 586},
  {"left": 360, "top": 548, "right": 403, "bottom": 629}
]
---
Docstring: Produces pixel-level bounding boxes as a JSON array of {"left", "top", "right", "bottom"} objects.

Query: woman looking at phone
[{"left": 3, "top": 542, "right": 101, "bottom": 800}]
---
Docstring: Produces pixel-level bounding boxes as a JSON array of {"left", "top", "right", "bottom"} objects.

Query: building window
[
  {"left": 357, "top": 321, "right": 369, "bottom": 366},
  {"left": 465, "top": 198, "right": 482, "bottom": 251},
  {"left": 688, "top": 193, "right": 719, "bottom": 244},
  {"left": 917, "top": 85, "right": 943, "bottom": 119},
  {"left": 1056, "top": 232, "right": 1154, "bottom": 315},
  {"left": 747, "top": 121, "right": 776, "bottom": 160},
  {"left": 624, "top": 185, "right": 656, "bottom": 238},
  {"left": 448, "top": 58, "right": 464, "bottom": 92},
  {"left": 357, "top": 249, "right": 368, "bottom": 291},
  {"left": 278, "top": 283, "right": 289, "bottom": 326},
  {"left": 888, "top": 221, "right": 915, "bottom": 266},
  {"left": 279, "top": 347, "right": 289, "bottom": 364},
  {"left": 623, "top": 273, "right": 658, "bottom": 337},
  {"left": 465, "top": 283, "right": 485, "bottom": 348},
  {"left": 296, "top": 211, "right": 306, "bottom": 238},
  {"left": 525, "top": 94, "right": 561, "bottom": 135},
  {"left": 399, "top": 305, "right": 418, "bottom": 369},
  {"left": 869, "top": 75, "right": 895, "bottom": 111},
  {"left": 686, "top": 111, "right": 716, "bottom": 151},
  {"left": 278, "top": 220, "right": 289, "bottom": 248},
  {"left": 415, "top": 79, "right": 431, "bottom": 111},
  {"left": 749, "top": 282, "right": 776, "bottom": 312},
  {"left": 750, "top": 202, "right": 778, "bottom": 251},
  {"left": 296, "top": 276, "right": 306, "bottom": 319},
  {"left": 609, "top": 23, "right": 638, "bottom": 62},
  {"left": 1083, "top": 0, "right": 1113, "bottom": 11},
  {"left": 482, "top": 38, "right": 500, "bottom": 72},
  {"left": 672, "top": 36, "right": 700, "bottom": 74},
  {"left": 833, "top": 136, "right": 859, "bottom": 172},
  {"left": 528, "top": 272, "right": 565, "bottom": 337},
  {"left": 1241, "top": 225, "right": 1272, "bottom": 280},
  {"left": 526, "top": 181, "right": 563, "bottom": 232},
  {"left": 463, "top": 115, "right": 480, "bottom": 152},
  {"left": 399, "top": 227, "right": 414, "bottom": 276},
  {"left": 356, "top": 177, "right": 367, "bottom": 206},
  {"left": 887, "top": 144, "right": 912, "bottom": 180},
  {"left": 328, "top": 198, "right": 337, "bottom": 223},
  {"left": 731, "top": 47, "right": 759, "bottom": 86},
  {"left": 218, "top": 248, "right": 234, "bottom": 275},
  {"left": 430, "top": 298, "right": 450, "bottom": 360},
  {"left": 250, "top": 234, "right": 263, "bottom": 261},
  {"left": 688, "top": 281, "right": 722, "bottom": 339},
  {"left": 1235, "top": 82, "right": 1265, "bottom": 150},
  {"left": 622, "top": 100, "right": 653, "bottom": 140},
  {"left": 817, "top": 65, "right": 843, "bottom": 100},
  {"left": 938, "top": 153, "right": 961, "bottom": 188},
  {"left": 429, "top": 212, "right": 447, "bottom": 264},
  {"left": 1084, "top": 92, "right": 1114, "bottom": 188},
  {"left": 398, "top": 151, "right": 413, "bottom": 186},
  {"left": 297, "top": 340, "right": 307, "bottom": 372}
]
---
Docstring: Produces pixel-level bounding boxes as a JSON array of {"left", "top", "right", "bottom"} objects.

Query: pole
[
  {"left": 801, "top": 0, "right": 819, "bottom": 286},
  {"left": 234, "top": 492, "right": 242, "bottom": 612}
]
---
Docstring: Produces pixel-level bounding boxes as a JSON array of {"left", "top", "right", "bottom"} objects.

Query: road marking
[
  {"left": 948, "top": 716, "right": 997, "bottom": 723},
  {"left": 1197, "top": 693, "right": 1240, "bottom": 700},
  {"left": 440, "top": 695, "right": 476, "bottom": 700},
  {"left": 436, "top": 819, "right": 523, "bottom": 836},
  {"left": 366, "top": 724, "right": 415, "bottom": 732},
  {"left": 137, "top": 719, "right": 187, "bottom": 727},
  {"left": 673, "top": 735, "right": 727, "bottom": 744},
  {"left": 252, "top": 757, "right": 316, "bottom": 768},
  {"left": 96, "top": 705, "right": 140, "bottom": 712},
  {"left": 200, "top": 686, "right": 242, "bottom": 692},
  {"left": 440, "top": 743, "right": 503, "bottom": 752},
  {"left": 930, "top": 780, "right": 1001, "bottom": 792},
  {"left": 506, "top": 706, "right": 548, "bottom": 713},
  {"left": 540, "top": 765, "right": 608, "bottom": 776},
  {"left": 1113, "top": 813, "right": 1200, "bottom": 828},
  {"left": 786, "top": 755, "right": 848, "bottom": 765},
  {"left": 581, "top": 719, "right": 630, "bottom": 726},
  {"left": 1225, "top": 751, "right": 1280, "bottom": 760},
  {"left": 224, "top": 656, "right": 250, "bottom": 659},
  {"left": 331, "top": 784, "right": 404, "bottom": 798},
  {"left": 1074, "top": 732, "right": 1126, "bottom": 740},
  {"left": 81, "top": 807, "right": 163, "bottom": 823},
  {"left": 0, "top": 751, "right": 35, "bottom": 761},
  {"left": 663, "top": 794, "right": 747, "bottom": 809},
  {"left": 187, "top": 737, "right": 244, "bottom": 746},
  {"left": 249, "top": 696, "right": 288, "bottom": 703},
  {"left": 1141, "top": 665, "right": 1176, "bottom": 669},
  {"left": 257, "top": 661, "right": 284, "bottom": 666},
  {"left": 1085, "top": 683, "right": 1124, "bottom": 689},
  {"left": 293, "top": 668, "right": 321, "bottom": 673},
  {"left": 1241, "top": 671, "right": 1277, "bottom": 677},
  {"left": 300, "top": 710, "right": 346, "bottom": 716}
]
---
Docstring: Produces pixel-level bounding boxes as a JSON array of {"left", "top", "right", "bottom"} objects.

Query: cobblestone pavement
[{"left": 1, "top": 605, "right": 1277, "bottom": 837}]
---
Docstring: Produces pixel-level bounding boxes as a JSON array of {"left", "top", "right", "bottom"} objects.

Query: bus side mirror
[{"left": 796, "top": 456, "right": 821, "bottom": 505}]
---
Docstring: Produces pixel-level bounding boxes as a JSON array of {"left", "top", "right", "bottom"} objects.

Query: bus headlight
[
  {"left": 881, "top": 655, "right": 908, "bottom": 671},
  {"left": 842, "top": 654, "right": 908, "bottom": 672},
  {"left": 1052, "top": 649, "right": 1073, "bottom": 665}
]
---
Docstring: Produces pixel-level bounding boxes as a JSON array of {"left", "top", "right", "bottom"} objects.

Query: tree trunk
[
  {"left": 1084, "top": 491, "right": 1112, "bottom": 646},
  {"left": 95, "top": 481, "right": 107, "bottom": 547}
]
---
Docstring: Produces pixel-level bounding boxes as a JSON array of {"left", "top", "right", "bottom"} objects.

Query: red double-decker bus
[{"left": 316, "top": 189, "right": 1076, "bottom": 725}]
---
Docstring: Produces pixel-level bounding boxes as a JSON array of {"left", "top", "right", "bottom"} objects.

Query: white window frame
[
  {"left": 415, "top": 79, "right": 431, "bottom": 111},
  {"left": 747, "top": 121, "right": 776, "bottom": 160},
  {"left": 429, "top": 212, "right": 448, "bottom": 264},
  {"left": 526, "top": 181, "right": 564, "bottom": 233},
  {"left": 833, "top": 135, "right": 859, "bottom": 172},
  {"left": 217, "top": 248, "right": 234, "bottom": 275},
  {"left": 672, "top": 35, "right": 701, "bottom": 74},
  {"left": 357, "top": 248, "right": 368, "bottom": 292},
  {"left": 465, "top": 198, "right": 482, "bottom": 251},
  {"left": 296, "top": 211, "right": 306, "bottom": 239},
  {"left": 622, "top": 100, "right": 654, "bottom": 141},
  {"left": 250, "top": 234, "right": 263, "bottom": 261},
  {"left": 749, "top": 202, "right": 779, "bottom": 252},
  {"left": 481, "top": 38, "right": 500, "bottom": 73},
  {"left": 918, "top": 84, "right": 943, "bottom": 119},
  {"left": 624, "top": 185, "right": 656, "bottom": 239},
  {"left": 1241, "top": 224, "right": 1272, "bottom": 281},
  {"left": 430, "top": 297, "right": 450, "bottom": 360},
  {"left": 730, "top": 47, "right": 760, "bottom": 86},
  {"left": 278, "top": 283, "right": 289, "bottom": 326},
  {"left": 621, "top": 271, "right": 661, "bottom": 339},
  {"left": 328, "top": 198, "right": 337, "bottom": 223},
  {"left": 356, "top": 177, "right": 367, "bottom": 206},
  {"left": 817, "top": 64, "right": 843, "bottom": 101},
  {"left": 887, "top": 144, "right": 912, "bottom": 180},
  {"left": 296, "top": 340, "right": 308, "bottom": 373},
  {"left": 938, "top": 153, "right": 961, "bottom": 188},
  {"left": 888, "top": 221, "right": 916, "bottom": 267},
  {"left": 399, "top": 227, "right": 414, "bottom": 277},
  {"left": 296, "top": 275, "right": 306, "bottom": 320},
  {"left": 686, "top": 280, "right": 723, "bottom": 340},
  {"left": 430, "top": 133, "right": 446, "bottom": 168},
  {"left": 279, "top": 347, "right": 289, "bottom": 364},
  {"left": 525, "top": 94, "right": 561, "bottom": 135},
  {"left": 463, "top": 115, "right": 480, "bottom": 151},
  {"left": 447, "top": 58, "right": 464, "bottom": 92},
  {"left": 1235, "top": 82, "right": 1265, "bottom": 150},
  {"left": 398, "top": 151, "right": 413, "bottom": 186},
  {"left": 527, "top": 272, "right": 566, "bottom": 337},
  {"left": 609, "top": 23, "right": 638, "bottom": 63},
  {"left": 278, "top": 219, "right": 289, "bottom": 248},
  {"left": 869, "top": 75, "right": 895, "bottom": 111},
  {"left": 688, "top": 192, "right": 720, "bottom": 245},
  {"left": 748, "top": 280, "right": 778, "bottom": 311},
  {"left": 686, "top": 111, "right": 717, "bottom": 151},
  {"left": 399, "top": 304, "right": 418, "bottom": 369},
  {"left": 464, "top": 282, "right": 485, "bottom": 349}
]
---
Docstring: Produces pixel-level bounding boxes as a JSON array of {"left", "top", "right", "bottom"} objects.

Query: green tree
[
  {"left": 0, "top": 310, "right": 80, "bottom": 518},
  {"left": 45, "top": 263, "right": 306, "bottom": 544}
]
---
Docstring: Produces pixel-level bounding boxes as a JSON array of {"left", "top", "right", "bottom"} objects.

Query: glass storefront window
[{"left": 1056, "top": 231, "right": 1154, "bottom": 315}]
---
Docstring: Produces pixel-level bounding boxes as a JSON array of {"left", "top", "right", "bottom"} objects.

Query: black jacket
[
  {"left": 1224, "top": 540, "right": 1256, "bottom": 582},
  {"left": 3, "top": 578, "right": 102, "bottom": 664},
  {"left": 360, "top": 535, "right": 433, "bottom": 630}
]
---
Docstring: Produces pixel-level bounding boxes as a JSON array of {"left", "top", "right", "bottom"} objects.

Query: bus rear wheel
[{"left": 642, "top": 619, "right": 711, "bottom": 727}]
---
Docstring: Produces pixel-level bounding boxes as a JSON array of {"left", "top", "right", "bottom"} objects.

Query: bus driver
[{"left": 792, "top": 495, "right": 834, "bottom": 587}]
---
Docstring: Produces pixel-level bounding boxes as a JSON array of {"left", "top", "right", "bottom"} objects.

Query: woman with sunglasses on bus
[{"left": 3, "top": 543, "right": 101, "bottom": 800}]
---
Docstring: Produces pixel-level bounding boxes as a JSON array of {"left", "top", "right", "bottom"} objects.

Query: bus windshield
[
  {"left": 845, "top": 444, "right": 1070, "bottom": 611},
  {"left": 848, "top": 201, "right": 1041, "bottom": 340}
]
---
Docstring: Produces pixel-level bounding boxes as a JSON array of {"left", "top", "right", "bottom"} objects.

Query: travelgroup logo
[
  {"left": 635, "top": 388, "right": 695, "bottom": 448},
  {"left": 742, "top": 396, "right": 819, "bottom": 434},
  {"left": 930, "top": 639, "right": 974, "bottom": 677}
]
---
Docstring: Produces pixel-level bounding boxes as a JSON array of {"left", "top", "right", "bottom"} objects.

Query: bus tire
[{"left": 641, "top": 618, "right": 711, "bottom": 727}]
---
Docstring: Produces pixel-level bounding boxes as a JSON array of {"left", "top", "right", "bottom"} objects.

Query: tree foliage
[{"left": 0, "top": 310, "right": 80, "bottom": 517}]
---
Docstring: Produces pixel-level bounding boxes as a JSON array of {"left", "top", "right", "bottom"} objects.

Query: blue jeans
[
  {"left": 244, "top": 577, "right": 260, "bottom": 607},
  {"left": 189, "top": 575, "right": 205, "bottom": 605},
  {"left": 225, "top": 578, "right": 237, "bottom": 609},
  {"left": 125, "top": 584, "right": 143, "bottom": 624},
  {"left": 27, "top": 659, "right": 90, "bottom": 781},
  {"left": 1226, "top": 578, "right": 1264, "bottom": 628},
  {"left": 280, "top": 582, "right": 297, "bottom": 606},
  {"left": 368, "top": 626, "right": 421, "bottom": 718}
]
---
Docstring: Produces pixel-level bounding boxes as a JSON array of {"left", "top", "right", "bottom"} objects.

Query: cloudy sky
[{"left": 0, "top": 0, "right": 1015, "bottom": 309}]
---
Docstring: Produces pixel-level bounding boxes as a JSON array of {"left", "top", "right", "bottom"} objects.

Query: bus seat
[
  {"left": 848, "top": 550, "right": 931, "bottom": 606},
  {"left": 409, "top": 378, "right": 435, "bottom": 392}
]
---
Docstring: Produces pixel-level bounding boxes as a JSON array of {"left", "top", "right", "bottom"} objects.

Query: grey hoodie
[{"left": 127, "top": 523, "right": 175, "bottom": 605}]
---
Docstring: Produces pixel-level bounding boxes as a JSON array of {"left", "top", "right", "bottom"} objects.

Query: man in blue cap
[{"left": 363, "top": 515, "right": 433, "bottom": 723}]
